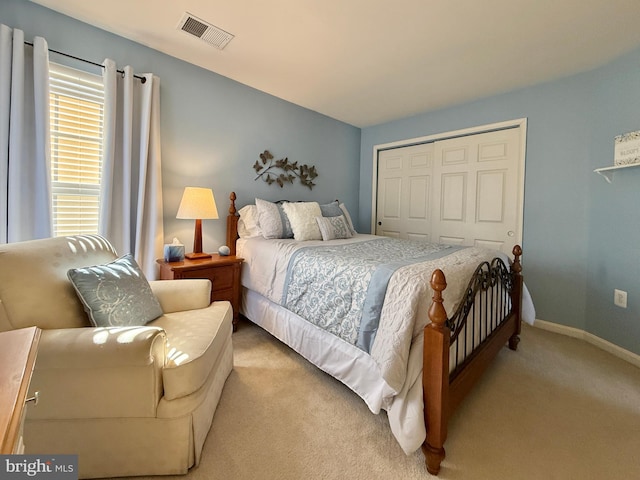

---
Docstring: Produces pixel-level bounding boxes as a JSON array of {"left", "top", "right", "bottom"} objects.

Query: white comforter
[{"left": 238, "top": 234, "right": 535, "bottom": 453}]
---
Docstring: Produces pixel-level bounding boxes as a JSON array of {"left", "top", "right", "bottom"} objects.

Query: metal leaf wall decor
[{"left": 253, "top": 150, "right": 318, "bottom": 190}]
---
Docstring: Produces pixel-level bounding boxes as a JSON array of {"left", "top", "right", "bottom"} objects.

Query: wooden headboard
[{"left": 226, "top": 192, "right": 239, "bottom": 256}]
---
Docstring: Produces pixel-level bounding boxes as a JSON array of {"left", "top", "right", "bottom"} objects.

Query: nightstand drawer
[
  {"left": 157, "top": 254, "right": 244, "bottom": 331},
  {"left": 211, "top": 288, "right": 234, "bottom": 304},
  {"left": 180, "top": 267, "right": 233, "bottom": 291}
]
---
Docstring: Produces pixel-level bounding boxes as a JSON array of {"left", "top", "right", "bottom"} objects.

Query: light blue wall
[
  {"left": 360, "top": 47, "right": 640, "bottom": 355},
  {"left": 587, "top": 50, "right": 640, "bottom": 354},
  {"left": 4, "top": 0, "right": 639, "bottom": 355},
  {"left": 1, "top": 0, "right": 361, "bottom": 253}
]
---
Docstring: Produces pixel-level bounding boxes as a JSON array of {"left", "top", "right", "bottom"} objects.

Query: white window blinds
[{"left": 49, "top": 63, "right": 104, "bottom": 237}]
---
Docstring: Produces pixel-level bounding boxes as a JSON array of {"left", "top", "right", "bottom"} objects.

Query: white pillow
[
  {"left": 339, "top": 203, "right": 357, "bottom": 235},
  {"left": 281, "top": 202, "right": 323, "bottom": 241},
  {"left": 238, "top": 205, "right": 262, "bottom": 238},
  {"left": 316, "top": 215, "right": 353, "bottom": 241}
]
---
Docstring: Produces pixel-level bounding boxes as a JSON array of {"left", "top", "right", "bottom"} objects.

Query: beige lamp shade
[
  {"left": 176, "top": 187, "right": 218, "bottom": 259},
  {"left": 176, "top": 187, "right": 219, "bottom": 220}
]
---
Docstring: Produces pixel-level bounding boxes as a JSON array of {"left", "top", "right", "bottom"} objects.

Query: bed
[{"left": 224, "top": 192, "right": 534, "bottom": 475}]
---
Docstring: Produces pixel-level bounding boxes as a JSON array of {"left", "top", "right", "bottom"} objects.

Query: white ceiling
[{"left": 30, "top": 0, "right": 640, "bottom": 127}]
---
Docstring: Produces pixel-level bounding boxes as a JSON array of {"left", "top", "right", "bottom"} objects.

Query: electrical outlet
[{"left": 614, "top": 289, "right": 627, "bottom": 308}]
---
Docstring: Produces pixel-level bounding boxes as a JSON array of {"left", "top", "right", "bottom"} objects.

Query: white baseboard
[{"left": 533, "top": 319, "right": 640, "bottom": 369}]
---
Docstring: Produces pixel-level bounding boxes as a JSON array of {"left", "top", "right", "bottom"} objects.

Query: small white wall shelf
[{"left": 594, "top": 163, "right": 640, "bottom": 183}]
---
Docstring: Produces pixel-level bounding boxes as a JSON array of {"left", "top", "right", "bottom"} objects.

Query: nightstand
[{"left": 157, "top": 254, "right": 244, "bottom": 331}]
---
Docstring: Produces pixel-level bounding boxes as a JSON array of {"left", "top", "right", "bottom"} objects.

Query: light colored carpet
[{"left": 128, "top": 319, "right": 640, "bottom": 480}]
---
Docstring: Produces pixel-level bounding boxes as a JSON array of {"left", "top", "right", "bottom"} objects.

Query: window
[{"left": 49, "top": 63, "right": 104, "bottom": 237}]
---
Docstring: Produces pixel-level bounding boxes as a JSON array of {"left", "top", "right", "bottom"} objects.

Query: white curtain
[
  {"left": 0, "top": 24, "right": 53, "bottom": 243},
  {"left": 100, "top": 59, "right": 164, "bottom": 279}
]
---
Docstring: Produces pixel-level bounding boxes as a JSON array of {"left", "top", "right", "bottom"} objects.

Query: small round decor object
[{"left": 218, "top": 245, "right": 231, "bottom": 256}]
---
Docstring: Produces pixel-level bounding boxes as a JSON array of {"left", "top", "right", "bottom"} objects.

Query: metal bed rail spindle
[{"left": 447, "top": 257, "right": 514, "bottom": 378}]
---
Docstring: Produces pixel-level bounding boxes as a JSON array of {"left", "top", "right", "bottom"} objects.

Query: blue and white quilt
[
  {"left": 281, "top": 238, "right": 459, "bottom": 353},
  {"left": 238, "top": 234, "right": 534, "bottom": 396}
]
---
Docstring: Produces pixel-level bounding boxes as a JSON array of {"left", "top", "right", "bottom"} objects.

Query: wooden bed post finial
[
  {"left": 428, "top": 269, "right": 448, "bottom": 328},
  {"left": 422, "top": 268, "right": 450, "bottom": 475},
  {"left": 229, "top": 191, "right": 237, "bottom": 215},
  {"left": 226, "top": 192, "right": 239, "bottom": 256},
  {"left": 511, "top": 244, "right": 522, "bottom": 275}
]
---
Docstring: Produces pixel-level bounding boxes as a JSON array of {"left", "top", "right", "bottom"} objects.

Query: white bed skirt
[{"left": 241, "top": 287, "right": 396, "bottom": 412}]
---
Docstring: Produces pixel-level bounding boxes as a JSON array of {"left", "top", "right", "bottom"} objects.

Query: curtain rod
[{"left": 24, "top": 41, "right": 147, "bottom": 83}]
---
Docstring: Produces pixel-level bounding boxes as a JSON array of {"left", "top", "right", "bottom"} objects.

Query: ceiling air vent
[{"left": 177, "top": 12, "right": 234, "bottom": 50}]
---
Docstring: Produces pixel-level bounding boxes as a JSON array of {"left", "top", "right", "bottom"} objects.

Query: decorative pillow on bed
[
  {"left": 67, "top": 254, "right": 164, "bottom": 327},
  {"left": 316, "top": 215, "right": 353, "bottom": 241},
  {"left": 320, "top": 200, "right": 343, "bottom": 217},
  {"left": 339, "top": 203, "right": 357, "bottom": 235},
  {"left": 255, "top": 198, "right": 294, "bottom": 239},
  {"left": 281, "top": 201, "right": 323, "bottom": 241},
  {"left": 238, "top": 205, "right": 262, "bottom": 238}
]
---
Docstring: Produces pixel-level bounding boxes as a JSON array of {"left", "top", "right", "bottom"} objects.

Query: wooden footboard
[{"left": 422, "top": 246, "right": 523, "bottom": 475}]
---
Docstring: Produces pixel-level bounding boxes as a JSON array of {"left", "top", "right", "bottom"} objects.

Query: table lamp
[{"left": 176, "top": 187, "right": 219, "bottom": 259}]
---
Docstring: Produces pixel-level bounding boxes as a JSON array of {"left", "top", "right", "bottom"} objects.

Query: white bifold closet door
[
  {"left": 376, "top": 143, "right": 435, "bottom": 241},
  {"left": 376, "top": 127, "right": 523, "bottom": 255}
]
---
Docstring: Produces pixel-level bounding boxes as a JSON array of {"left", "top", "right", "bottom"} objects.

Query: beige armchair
[{"left": 0, "top": 235, "right": 233, "bottom": 478}]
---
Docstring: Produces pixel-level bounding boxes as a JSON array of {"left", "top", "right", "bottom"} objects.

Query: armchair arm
[
  {"left": 149, "top": 279, "right": 211, "bottom": 313},
  {"left": 27, "top": 326, "right": 166, "bottom": 420}
]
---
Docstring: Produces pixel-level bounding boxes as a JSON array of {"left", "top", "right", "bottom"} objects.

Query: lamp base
[
  {"left": 185, "top": 219, "right": 212, "bottom": 260},
  {"left": 185, "top": 251, "right": 212, "bottom": 260}
]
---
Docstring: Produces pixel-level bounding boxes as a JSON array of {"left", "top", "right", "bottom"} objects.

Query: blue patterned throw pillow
[
  {"left": 67, "top": 254, "right": 163, "bottom": 327},
  {"left": 315, "top": 215, "right": 353, "bottom": 241}
]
